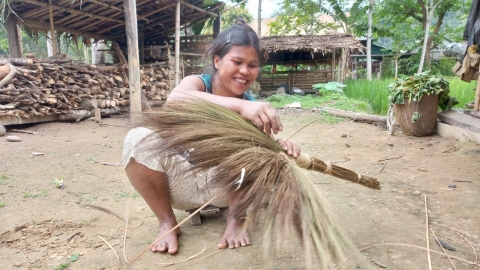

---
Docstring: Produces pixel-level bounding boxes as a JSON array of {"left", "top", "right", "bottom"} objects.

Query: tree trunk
[
  {"left": 257, "top": 0, "right": 262, "bottom": 37},
  {"left": 366, "top": 0, "right": 374, "bottom": 81},
  {"left": 417, "top": 0, "right": 443, "bottom": 74}
]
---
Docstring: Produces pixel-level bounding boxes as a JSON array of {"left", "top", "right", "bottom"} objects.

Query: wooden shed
[
  {"left": 0, "top": 0, "right": 221, "bottom": 127},
  {"left": 258, "top": 33, "right": 365, "bottom": 93}
]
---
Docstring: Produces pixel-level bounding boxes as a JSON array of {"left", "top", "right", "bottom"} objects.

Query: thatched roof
[
  {"left": 260, "top": 33, "right": 365, "bottom": 63},
  {"left": 1, "top": 0, "right": 222, "bottom": 44}
]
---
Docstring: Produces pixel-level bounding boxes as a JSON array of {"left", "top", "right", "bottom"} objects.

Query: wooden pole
[
  {"left": 175, "top": 0, "right": 181, "bottom": 86},
  {"left": 475, "top": 74, "right": 480, "bottom": 111},
  {"left": 48, "top": 0, "right": 57, "bottom": 55},
  {"left": 332, "top": 49, "right": 336, "bottom": 81},
  {"left": 5, "top": 20, "right": 22, "bottom": 58},
  {"left": 139, "top": 32, "right": 145, "bottom": 65},
  {"left": 124, "top": 0, "right": 142, "bottom": 123},
  {"left": 213, "top": 11, "right": 220, "bottom": 38}
]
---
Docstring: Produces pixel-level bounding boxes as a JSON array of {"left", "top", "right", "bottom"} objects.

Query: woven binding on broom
[
  {"left": 295, "top": 153, "right": 380, "bottom": 190},
  {"left": 144, "top": 97, "right": 372, "bottom": 268}
]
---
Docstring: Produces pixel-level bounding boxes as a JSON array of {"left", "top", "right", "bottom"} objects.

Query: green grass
[
  {"left": 264, "top": 92, "right": 372, "bottom": 113},
  {"left": 116, "top": 191, "right": 140, "bottom": 199},
  {"left": 54, "top": 262, "right": 70, "bottom": 270},
  {"left": 446, "top": 77, "right": 477, "bottom": 108},
  {"left": 262, "top": 76, "right": 475, "bottom": 117},
  {"left": 343, "top": 77, "right": 476, "bottom": 116},
  {"left": 343, "top": 79, "right": 390, "bottom": 115},
  {"left": 22, "top": 190, "right": 47, "bottom": 198},
  {"left": 0, "top": 175, "right": 8, "bottom": 185},
  {"left": 0, "top": 202, "right": 6, "bottom": 207}
]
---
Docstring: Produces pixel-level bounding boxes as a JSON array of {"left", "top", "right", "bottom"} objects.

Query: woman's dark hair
[{"left": 205, "top": 18, "right": 260, "bottom": 78}]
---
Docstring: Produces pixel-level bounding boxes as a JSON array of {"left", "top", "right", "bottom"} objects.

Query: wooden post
[
  {"left": 48, "top": 0, "right": 57, "bottom": 55},
  {"left": 139, "top": 32, "right": 145, "bottom": 65},
  {"left": 213, "top": 11, "right": 221, "bottom": 38},
  {"left": 6, "top": 20, "right": 22, "bottom": 58},
  {"left": 337, "top": 49, "right": 342, "bottom": 83},
  {"left": 124, "top": 0, "right": 142, "bottom": 123},
  {"left": 475, "top": 74, "right": 480, "bottom": 111},
  {"left": 331, "top": 49, "right": 336, "bottom": 81},
  {"left": 175, "top": 0, "right": 181, "bottom": 86}
]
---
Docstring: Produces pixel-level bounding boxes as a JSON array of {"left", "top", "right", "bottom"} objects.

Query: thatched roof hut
[
  {"left": 257, "top": 33, "right": 365, "bottom": 93},
  {"left": 260, "top": 33, "right": 365, "bottom": 64}
]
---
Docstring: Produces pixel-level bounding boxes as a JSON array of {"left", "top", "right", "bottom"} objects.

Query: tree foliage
[
  {"left": 374, "top": 0, "right": 470, "bottom": 70},
  {"left": 221, "top": 5, "right": 253, "bottom": 30},
  {"left": 199, "top": 4, "right": 253, "bottom": 34},
  {"left": 269, "top": 0, "right": 368, "bottom": 36}
]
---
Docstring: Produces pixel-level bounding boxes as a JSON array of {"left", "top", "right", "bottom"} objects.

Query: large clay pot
[{"left": 393, "top": 94, "right": 438, "bottom": 136}]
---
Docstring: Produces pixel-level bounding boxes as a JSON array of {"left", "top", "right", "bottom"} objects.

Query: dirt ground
[{"left": 1, "top": 109, "right": 479, "bottom": 270}]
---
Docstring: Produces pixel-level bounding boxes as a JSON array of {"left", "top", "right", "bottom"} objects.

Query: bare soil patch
[{"left": 1, "top": 110, "right": 479, "bottom": 269}]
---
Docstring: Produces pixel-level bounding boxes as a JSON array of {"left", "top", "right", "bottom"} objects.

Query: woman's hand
[
  {"left": 239, "top": 101, "right": 283, "bottom": 136},
  {"left": 276, "top": 138, "right": 301, "bottom": 158}
]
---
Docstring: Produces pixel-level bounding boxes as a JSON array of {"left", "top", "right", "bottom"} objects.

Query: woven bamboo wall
[{"left": 257, "top": 70, "right": 333, "bottom": 91}]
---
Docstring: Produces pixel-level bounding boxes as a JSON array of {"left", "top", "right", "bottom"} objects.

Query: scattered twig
[
  {"left": 10, "top": 129, "right": 37, "bottom": 135},
  {"left": 82, "top": 204, "right": 125, "bottom": 221},
  {"left": 334, "top": 243, "right": 480, "bottom": 269},
  {"left": 125, "top": 192, "right": 225, "bottom": 264},
  {"left": 378, "top": 156, "right": 403, "bottom": 162},
  {"left": 282, "top": 118, "right": 321, "bottom": 146},
  {"left": 429, "top": 227, "right": 456, "bottom": 270},
  {"left": 157, "top": 247, "right": 206, "bottom": 266},
  {"left": 452, "top": 180, "right": 472, "bottom": 183},
  {"left": 331, "top": 156, "right": 351, "bottom": 164},
  {"left": 98, "top": 235, "right": 120, "bottom": 266},
  {"left": 66, "top": 232, "right": 81, "bottom": 242},
  {"left": 440, "top": 224, "right": 478, "bottom": 263},
  {"left": 425, "top": 194, "right": 432, "bottom": 270},
  {"left": 379, "top": 163, "right": 387, "bottom": 174},
  {"left": 93, "top": 159, "right": 122, "bottom": 166},
  {"left": 196, "top": 249, "right": 223, "bottom": 261}
]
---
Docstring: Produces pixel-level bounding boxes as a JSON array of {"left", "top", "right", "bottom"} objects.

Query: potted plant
[{"left": 388, "top": 71, "right": 456, "bottom": 136}]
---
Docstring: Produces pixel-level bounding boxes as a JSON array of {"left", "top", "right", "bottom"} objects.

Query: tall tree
[
  {"left": 417, "top": 0, "right": 442, "bottom": 74},
  {"left": 367, "top": 0, "right": 375, "bottom": 80},
  {"left": 375, "top": 0, "right": 466, "bottom": 71},
  {"left": 269, "top": 0, "right": 368, "bottom": 36},
  {"left": 258, "top": 0, "right": 262, "bottom": 36}
]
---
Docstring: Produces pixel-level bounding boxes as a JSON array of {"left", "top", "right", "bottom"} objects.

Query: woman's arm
[{"left": 168, "top": 75, "right": 283, "bottom": 136}]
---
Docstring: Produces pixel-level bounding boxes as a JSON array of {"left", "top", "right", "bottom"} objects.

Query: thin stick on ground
[
  {"left": 378, "top": 156, "right": 403, "bottom": 162},
  {"left": 440, "top": 224, "right": 478, "bottom": 263},
  {"left": 429, "top": 227, "right": 456, "bottom": 270},
  {"left": 98, "top": 235, "right": 120, "bottom": 266},
  {"left": 157, "top": 247, "right": 206, "bottom": 266},
  {"left": 125, "top": 192, "right": 225, "bottom": 264},
  {"left": 425, "top": 194, "right": 432, "bottom": 270},
  {"left": 334, "top": 243, "right": 480, "bottom": 269}
]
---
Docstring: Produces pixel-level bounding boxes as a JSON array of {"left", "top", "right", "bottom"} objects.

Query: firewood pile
[{"left": 0, "top": 57, "right": 171, "bottom": 120}]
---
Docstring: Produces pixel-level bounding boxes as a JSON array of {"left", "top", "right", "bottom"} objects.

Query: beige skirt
[{"left": 122, "top": 127, "right": 229, "bottom": 210}]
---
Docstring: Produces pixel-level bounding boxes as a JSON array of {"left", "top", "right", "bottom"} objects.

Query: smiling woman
[{"left": 122, "top": 18, "right": 303, "bottom": 256}]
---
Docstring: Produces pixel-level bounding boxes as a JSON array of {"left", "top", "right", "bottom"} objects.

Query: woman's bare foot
[
  {"left": 151, "top": 219, "right": 182, "bottom": 254},
  {"left": 218, "top": 217, "right": 250, "bottom": 249}
]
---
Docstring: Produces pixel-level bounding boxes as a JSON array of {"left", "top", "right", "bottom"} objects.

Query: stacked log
[{"left": 0, "top": 58, "right": 171, "bottom": 120}]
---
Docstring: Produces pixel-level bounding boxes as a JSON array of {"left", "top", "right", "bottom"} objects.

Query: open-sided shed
[
  {"left": 0, "top": 0, "right": 221, "bottom": 127},
  {"left": 258, "top": 33, "right": 365, "bottom": 93}
]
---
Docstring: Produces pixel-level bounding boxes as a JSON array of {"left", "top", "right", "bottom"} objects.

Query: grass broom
[{"left": 143, "top": 97, "right": 377, "bottom": 268}]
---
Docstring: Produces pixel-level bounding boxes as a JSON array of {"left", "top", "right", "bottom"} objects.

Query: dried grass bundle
[{"left": 144, "top": 98, "right": 371, "bottom": 268}]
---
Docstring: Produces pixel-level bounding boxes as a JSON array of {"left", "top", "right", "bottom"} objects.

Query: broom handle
[
  {"left": 294, "top": 153, "right": 380, "bottom": 190},
  {"left": 296, "top": 153, "right": 329, "bottom": 171}
]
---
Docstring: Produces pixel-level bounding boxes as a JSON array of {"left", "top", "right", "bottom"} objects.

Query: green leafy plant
[
  {"left": 313, "top": 81, "right": 347, "bottom": 93},
  {"left": 388, "top": 71, "right": 458, "bottom": 122}
]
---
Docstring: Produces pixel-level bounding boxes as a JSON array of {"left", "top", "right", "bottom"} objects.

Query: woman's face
[{"left": 213, "top": 45, "right": 259, "bottom": 97}]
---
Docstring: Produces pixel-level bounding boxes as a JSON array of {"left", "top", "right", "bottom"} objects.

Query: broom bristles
[{"left": 143, "top": 97, "right": 370, "bottom": 268}]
